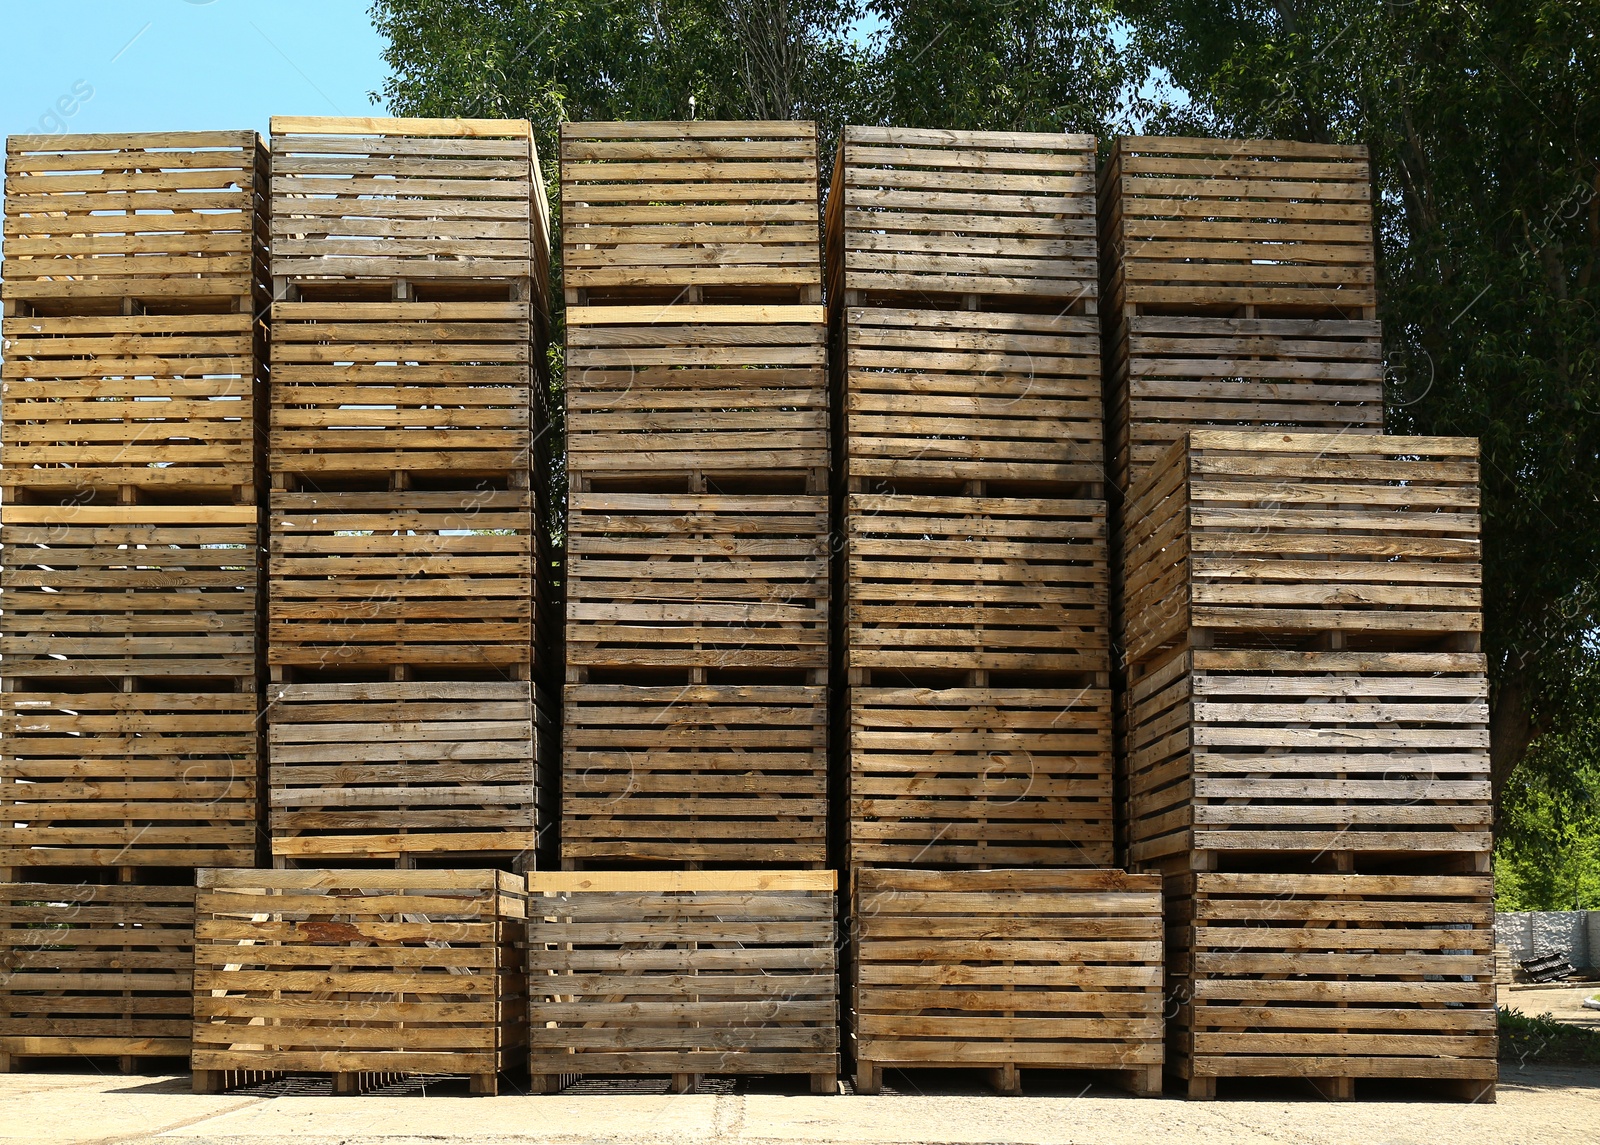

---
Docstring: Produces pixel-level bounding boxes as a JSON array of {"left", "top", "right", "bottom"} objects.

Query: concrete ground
[{"left": 0, "top": 1063, "right": 1596, "bottom": 1145}]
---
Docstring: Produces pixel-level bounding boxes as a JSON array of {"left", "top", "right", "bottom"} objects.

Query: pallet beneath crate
[
  {"left": 0, "top": 882, "right": 195, "bottom": 1068},
  {"left": 1165, "top": 872, "right": 1497, "bottom": 1102},
  {"left": 851, "top": 869, "right": 1164, "bottom": 1096},
  {"left": 190, "top": 868, "right": 527, "bottom": 1095},
  {"left": 526, "top": 870, "right": 838, "bottom": 1091}
]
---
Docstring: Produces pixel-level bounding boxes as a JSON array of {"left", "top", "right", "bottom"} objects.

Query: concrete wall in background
[{"left": 1495, "top": 911, "right": 1598, "bottom": 968}]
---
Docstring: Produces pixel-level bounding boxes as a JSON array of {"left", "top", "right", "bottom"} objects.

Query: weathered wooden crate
[
  {"left": 1124, "top": 647, "right": 1491, "bottom": 869},
  {"left": 1, "top": 687, "right": 258, "bottom": 871},
  {"left": 1165, "top": 872, "right": 1496, "bottom": 1100},
  {"left": 1099, "top": 137, "right": 1375, "bottom": 315},
  {"left": 561, "top": 121, "right": 821, "bottom": 306},
  {"left": 848, "top": 686, "right": 1113, "bottom": 869},
  {"left": 269, "top": 117, "right": 547, "bottom": 297},
  {"left": 191, "top": 868, "right": 527, "bottom": 1094},
  {"left": 1106, "top": 315, "right": 1384, "bottom": 491},
  {"left": 561, "top": 684, "right": 827, "bottom": 868},
  {"left": 526, "top": 870, "right": 838, "bottom": 1090},
  {"left": 565, "top": 493, "right": 828, "bottom": 676},
  {"left": 266, "top": 681, "right": 541, "bottom": 865},
  {"left": 269, "top": 300, "right": 540, "bottom": 480},
  {"left": 268, "top": 489, "right": 534, "bottom": 673},
  {"left": 844, "top": 494, "right": 1106, "bottom": 677},
  {"left": 838, "top": 308, "right": 1102, "bottom": 489},
  {"left": 565, "top": 308, "right": 827, "bottom": 484},
  {"left": 851, "top": 869, "right": 1163, "bottom": 1095},
  {"left": 1, "top": 311, "right": 264, "bottom": 501},
  {"left": 1121, "top": 432, "right": 1481, "bottom": 665},
  {"left": 828, "top": 127, "right": 1097, "bottom": 309},
  {"left": 0, "top": 505, "right": 259, "bottom": 678},
  {"left": 0, "top": 881, "right": 195, "bottom": 1068},
  {"left": 3, "top": 131, "right": 266, "bottom": 311}
]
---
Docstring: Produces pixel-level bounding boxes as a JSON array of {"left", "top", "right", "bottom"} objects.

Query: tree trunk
[{"left": 1489, "top": 672, "right": 1534, "bottom": 814}]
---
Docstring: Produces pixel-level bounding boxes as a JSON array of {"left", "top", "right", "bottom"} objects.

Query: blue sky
[{"left": 1, "top": 0, "right": 390, "bottom": 140}]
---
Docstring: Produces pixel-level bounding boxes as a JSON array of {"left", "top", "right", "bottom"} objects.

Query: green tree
[
  {"left": 868, "top": 0, "right": 1140, "bottom": 135},
  {"left": 1118, "top": 1, "right": 1600, "bottom": 805}
]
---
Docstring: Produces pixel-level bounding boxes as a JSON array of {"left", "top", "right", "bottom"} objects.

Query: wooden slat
[{"left": 527, "top": 876, "right": 837, "bottom": 1079}]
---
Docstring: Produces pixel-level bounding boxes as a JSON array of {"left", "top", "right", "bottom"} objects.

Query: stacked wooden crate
[
  {"left": 541, "top": 121, "right": 838, "bottom": 1091},
  {"left": 1099, "top": 137, "right": 1383, "bottom": 492},
  {"left": 560, "top": 121, "right": 829, "bottom": 869},
  {"left": 0, "top": 132, "right": 269, "bottom": 1070},
  {"left": 263, "top": 116, "right": 553, "bottom": 869},
  {"left": 191, "top": 869, "right": 527, "bottom": 1094},
  {"left": 828, "top": 127, "right": 1160, "bottom": 1094},
  {"left": 1104, "top": 141, "right": 1494, "bottom": 1100}
]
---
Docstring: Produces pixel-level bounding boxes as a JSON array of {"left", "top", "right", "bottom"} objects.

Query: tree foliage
[{"left": 1119, "top": 1, "right": 1600, "bottom": 803}]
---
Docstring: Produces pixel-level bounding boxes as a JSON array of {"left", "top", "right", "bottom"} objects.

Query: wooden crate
[
  {"left": 269, "top": 117, "right": 547, "bottom": 297},
  {"left": 1124, "top": 647, "right": 1492, "bottom": 869},
  {"left": 566, "top": 493, "right": 828, "bottom": 675},
  {"left": 191, "top": 868, "right": 527, "bottom": 1094},
  {"left": 266, "top": 681, "right": 541, "bottom": 864},
  {"left": 269, "top": 300, "right": 540, "bottom": 480},
  {"left": 845, "top": 494, "right": 1107, "bottom": 676},
  {"left": 268, "top": 489, "right": 534, "bottom": 672},
  {"left": 561, "top": 121, "right": 821, "bottom": 306},
  {"left": 1166, "top": 872, "right": 1496, "bottom": 1100},
  {"left": 1099, "top": 137, "right": 1375, "bottom": 315},
  {"left": 526, "top": 870, "right": 838, "bottom": 1089},
  {"left": 561, "top": 684, "right": 827, "bottom": 867},
  {"left": 565, "top": 309, "right": 827, "bottom": 483},
  {"left": 3, "top": 131, "right": 266, "bottom": 310},
  {"left": 1, "top": 311, "right": 264, "bottom": 501},
  {"left": 0, "top": 881, "right": 195, "bottom": 1067},
  {"left": 1, "top": 688, "right": 258, "bottom": 870},
  {"left": 1121, "top": 432, "right": 1481, "bottom": 665},
  {"left": 838, "top": 308, "right": 1102, "bottom": 488},
  {"left": 848, "top": 686, "right": 1113, "bottom": 869},
  {"left": 1, "top": 505, "right": 259, "bottom": 678},
  {"left": 851, "top": 869, "right": 1163, "bottom": 1095},
  {"left": 1106, "top": 315, "right": 1383, "bottom": 491},
  {"left": 828, "top": 127, "right": 1097, "bottom": 309}
]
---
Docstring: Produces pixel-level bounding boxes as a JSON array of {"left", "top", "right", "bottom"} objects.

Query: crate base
[
  {"left": 1171, "top": 1061, "right": 1491, "bottom": 1106},
  {"left": 854, "top": 1061, "right": 1162, "bottom": 1098},
  {"left": 531, "top": 1068, "right": 836, "bottom": 1095},
  {"left": 0, "top": 1041, "right": 188, "bottom": 1074},
  {"left": 192, "top": 1068, "right": 499, "bottom": 1096}
]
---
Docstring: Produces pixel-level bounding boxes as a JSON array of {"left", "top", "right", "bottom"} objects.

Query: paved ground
[
  {"left": 1503, "top": 982, "right": 1600, "bottom": 1030},
  {"left": 0, "top": 1063, "right": 1595, "bottom": 1145}
]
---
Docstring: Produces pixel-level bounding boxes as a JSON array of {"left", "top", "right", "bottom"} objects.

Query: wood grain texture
[
  {"left": 0, "top": 881, "right": 196, "bottom": 1059},
  {"left": 1124, "top": 648, "right": 1492, "bottom": 866},
  {"left": 191, "top": 870, "right": 527, "bottom": 1082},
  {"left": 1, "top": 312, "right": 264, "bottom": 499},
  {"left": 1100, "top": 137, "right": 1375, "bottom": 312},
  {"left": 840, "top": 308, "right": 1102, "bottom": 486},
  {"left": 561, "top": 121, "right": 820, "bottom": 304},
  {"left": 561, "top": 683, "right": 827, "bottom": 867},
  {"left": 831, "top": 127, "right": 1097, "bottom": 307},
  {"left": 526, "top": 876, "right": 838, "bottom": 1079},
  {"left": 565, "top": 493, "right": 828, "bottom": 672},
  {"left": 852, "top": 869, "right": 1163, "bottom": 1081},
  {"left": 3, "top": 132, "right": 266, "bottom": 305},
  {"left": 565, "top": 316, "right": 827, "bottom": 478},
  {"left": 1164, "top": 872, "right": 1496, "bottom": 1089},
  {"left": 267, "top": 680, "right": 543, "bottom": 862},
  {"left": 1121, "top": 432, "right": 1482, "bottom": 663},
  {"left": 848, "top": 687, "right": 1113, "bottom": 869}
]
